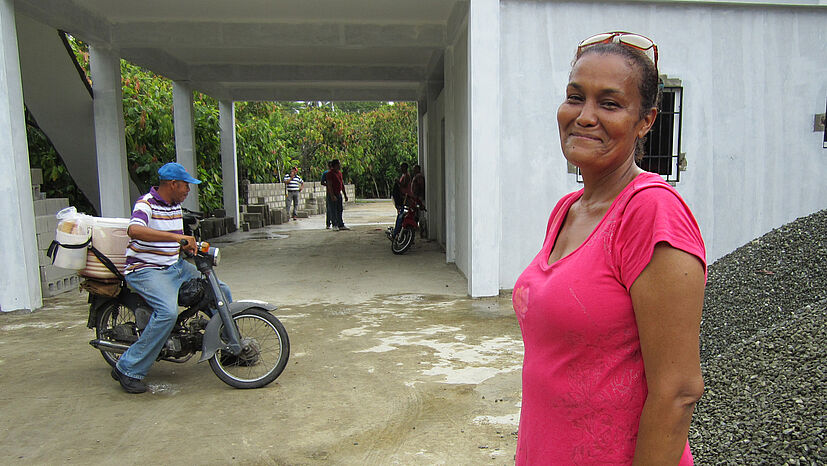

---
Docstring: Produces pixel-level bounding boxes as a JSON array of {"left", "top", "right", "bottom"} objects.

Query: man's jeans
[
  {"left": 118, "top": 258, "right": 232, "bottom": 379},
  {"left": 331, "top": 194, "right": 344, "bottom": 227},
  {"left": 325, "top": 194, "right": 333, "bottom": 227},
  {"left": 286, "top": 191, "right": 300, "bottom": 217}
]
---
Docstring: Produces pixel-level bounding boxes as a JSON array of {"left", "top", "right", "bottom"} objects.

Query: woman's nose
[{"left": 575, "top": 101, "right": 598, "bottom": 127}]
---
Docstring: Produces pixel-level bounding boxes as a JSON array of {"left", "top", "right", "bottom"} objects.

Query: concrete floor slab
[{"left": 0, "top": 201, "right": 523, "bottom": 465}]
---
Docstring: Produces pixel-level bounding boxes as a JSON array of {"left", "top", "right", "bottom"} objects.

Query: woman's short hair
[{"left": 575, "top": 43, "right": 662, "bottom": 160}]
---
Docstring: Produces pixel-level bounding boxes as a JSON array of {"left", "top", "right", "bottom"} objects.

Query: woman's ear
[{"left": 638, "top": 107, "right": 658, "bottom": 139}]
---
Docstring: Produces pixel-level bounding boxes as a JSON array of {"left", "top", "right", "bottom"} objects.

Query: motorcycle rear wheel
[
  {"left": 391, "top": 227, "right": 414, "bottom": 255},
  {"left": 209, "top": 307, "right": 290, "bottom": 389},
  {"left": 95, "top": 301, "right": 138, "bottom": 368}
]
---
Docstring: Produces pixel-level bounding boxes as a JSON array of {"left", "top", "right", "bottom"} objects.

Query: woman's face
[{"left": 557, "top": 53, "right": 656, "bottom": 172}]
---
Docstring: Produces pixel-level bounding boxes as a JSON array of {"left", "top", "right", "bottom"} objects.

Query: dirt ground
[{"left": 0, "top": 201, "right": 524, "bottom": 465}]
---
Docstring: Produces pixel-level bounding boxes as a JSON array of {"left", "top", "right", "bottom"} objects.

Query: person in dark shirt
[{"left": 325, "top": 159, "right": 349, "bottom": 231}]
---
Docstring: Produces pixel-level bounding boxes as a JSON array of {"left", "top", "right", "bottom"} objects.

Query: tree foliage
[{"left": 28, "top": 36, "right": 419, "bottom": 214}]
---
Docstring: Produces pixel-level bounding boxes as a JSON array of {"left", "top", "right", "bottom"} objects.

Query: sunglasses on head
[{"left": 577, "top": 31, "right": 658, "bottom": 70}]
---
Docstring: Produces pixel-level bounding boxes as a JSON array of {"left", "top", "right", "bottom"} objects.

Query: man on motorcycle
[
  {"left": 391, "top": 163, "right": 420, "bottom": 239},
  {"left": 111, "top": 162, "right": 232, "bottom": 393}
]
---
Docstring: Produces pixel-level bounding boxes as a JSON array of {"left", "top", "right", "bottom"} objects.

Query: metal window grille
[
  {"left": 640, "top": 86, "right": 683, "bottom": 182},
  {"left": 574, "top": 86, "right": 684, "bottom": 183}
]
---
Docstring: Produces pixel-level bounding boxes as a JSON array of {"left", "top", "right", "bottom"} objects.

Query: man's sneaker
[
  {"left": 326, "top": 225, "right": 331, "bottom": 229},
  {"left": 333, "top": 226, "right": 340, "bottom": 231},
  {"left": 111, "top": 366, "right": 147, "bottom": 394},
  {"left": 339, "top": 225, "right": 350, "bottom": 230}
]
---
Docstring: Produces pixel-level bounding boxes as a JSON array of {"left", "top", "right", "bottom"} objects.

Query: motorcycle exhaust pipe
[{"left": 89, "top": 339, "right": 130, "bottom": 354}]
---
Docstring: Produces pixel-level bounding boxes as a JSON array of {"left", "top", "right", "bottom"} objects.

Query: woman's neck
[{"left": 579, "top": 158, "right": 643, "bottom": 208}]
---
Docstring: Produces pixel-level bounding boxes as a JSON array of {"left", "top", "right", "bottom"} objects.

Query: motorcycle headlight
[{"left": 209, "top": 247, "right": 220, "bottom": 266}]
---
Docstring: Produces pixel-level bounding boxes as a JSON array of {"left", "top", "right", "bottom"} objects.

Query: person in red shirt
[{"left": 325, "top": 159, "right": 349, "bottom": 231}]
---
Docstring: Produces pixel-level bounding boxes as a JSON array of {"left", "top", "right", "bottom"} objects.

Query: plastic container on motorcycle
[
  {"left": 53, "top": 229, "right": 91, "bottom": 269},
  {"left": 80, "top": 217, "right": 130, "bottom": 279},
  {"left": 51, "top": 207, "right": 93, "bottom": 270}
]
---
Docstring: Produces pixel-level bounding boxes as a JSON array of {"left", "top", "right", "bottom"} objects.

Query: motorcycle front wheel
[
  {"left": 95, "top": 301, "right": 138, "bottom": 368},
  {"left": 391, "top": 227, "right": 414, "bottom": 254},
  {"left": 209, "top": 307, "right": 290, "bottom": 389}
]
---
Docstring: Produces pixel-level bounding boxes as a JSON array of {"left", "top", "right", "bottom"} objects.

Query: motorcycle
[
  {"left": 385, "top": 200, "right": 425, "bottom": 255},
  {"left": 84, "top": 210, "right": 290, "bottom": 389}
]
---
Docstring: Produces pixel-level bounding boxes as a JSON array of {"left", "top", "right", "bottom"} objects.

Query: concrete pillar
[
  {"left": 219, "top": 100, "right": 239, "bottom": 227},
  {"left": 443, "top": 46, "right": 456, "bottom": 265},
  {"left": 90, "top": 45, "right": 130, "bottom": 217},
  {"left": 172, "top": 81, "right": 199, "bottom": 211},
  {"left": 0, "top": 0, "right": 41, "bottom": 311},
  {"left": 467, "top": 0, "right": 501, "bottom": 297}
]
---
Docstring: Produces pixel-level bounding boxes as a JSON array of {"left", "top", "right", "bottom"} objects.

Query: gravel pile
[{"left": 691, "top": 209, "right": 827, "bottom": 465}]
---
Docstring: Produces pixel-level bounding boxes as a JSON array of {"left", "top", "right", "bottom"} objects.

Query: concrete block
[
  {"left": 241, "top": 222, "right": 250, "bottom": 232},
  {"left": 35, "top": 214, "right": 56, "bottom": 234},
  {"left": 297, "top": 211, "right": 310, "bottom": 218},
  {"left": 224, "top": 217, "right": 236, "bottom": 233},
  {"left": 255, "top": 197, "right": 265, "bottom": 204},
  {"left": 248, "top": 218, "right": 263, "bottom": 229},
  {"left": 199, "top": 220, "right": 215, "bottom": 239},
  {"left": 39, "top": 249, "right": 52, "bottom": 266},
  {"left": 246, "top": 205, "right": 267, "bottom": 215},
  {"left": 34, "top": 199, "right": 49, "bottom": 216},
  {"left": 30, "top": 168, "right": 43, "bottom": 186},
  {"left": 41, "top": 274, "right": 80, "bottom": 297},
  {"left": 32, "top": 185, "right": 43, "bottom": 200},
  {"left": 213, "top": 208, "right": 226, "bottom": 218},
  {"left": 270, "top": 208, "right": 284, "bottom": 225},
  {"left": 40, "top": 264, "right": 77, "bottom": 282},
  {"left": 45, "top": 198, "right": 69, "bottom": 215},
  {"left": 36, "top": 232, "right": 55, "bottom": 250}
]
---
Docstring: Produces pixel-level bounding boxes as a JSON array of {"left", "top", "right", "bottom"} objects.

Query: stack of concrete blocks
[
  {"left": 199, "top": 215, "right": 237, "bottom": 240},
  {"left": 31, "top": 168, "right": 80, "bottom": 297},
  {"left": 241, "top": 182, "right": 355, "bottom": 231}
]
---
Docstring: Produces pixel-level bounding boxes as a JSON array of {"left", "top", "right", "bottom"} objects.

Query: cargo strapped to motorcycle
[{"left": 87, "top": 244, "right": 127, "bottom": 284}]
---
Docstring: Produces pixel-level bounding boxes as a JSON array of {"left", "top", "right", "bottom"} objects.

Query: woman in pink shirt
[{"left": 513, "top": 32, "right": 706, "bottom": 465}]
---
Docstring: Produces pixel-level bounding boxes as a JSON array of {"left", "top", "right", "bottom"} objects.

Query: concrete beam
[
  {"left": 193, "top": 81, "right": 420, "bottom": 102},
  {"left": 0, "top": 0, "right": 41, "bottom": 311},
  {"left": 189, "top": 64, "right": 426, "bottom": 83},
  {"left": 110, "top": 21, "right": 446, "bottom": 48},
  {"left": 120, "top": 47, "right": 189, "bottom": 81},
  {"left": 13, "top": 0, "right": 111, "bottom": 44}
]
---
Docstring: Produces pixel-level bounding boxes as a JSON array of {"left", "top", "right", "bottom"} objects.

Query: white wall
[
  {"left": 499, "top": 0, "right": 827, "bottom": 289},
  {"left": 445, "top": 26, "right": 471, "bottom": 279}
]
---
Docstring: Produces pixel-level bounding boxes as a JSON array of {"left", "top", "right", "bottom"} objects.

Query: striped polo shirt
[
  {"left": 124, "top": 187, "right": 184, "bottom": 274},
  {"left": 283, "top": 173, "right": 303, "bottom": 191}
]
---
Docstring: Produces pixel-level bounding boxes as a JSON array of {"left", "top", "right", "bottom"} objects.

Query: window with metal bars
[
  {"left": 639, "top": 86, "right": 683, "bottom": 182},
  {"left": 571, "top": 83, "right": 684, "bottom": 183}
]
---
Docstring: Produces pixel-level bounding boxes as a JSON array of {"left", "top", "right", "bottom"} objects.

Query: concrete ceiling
[{"left": 14, "top": 0, "right": 464, "bottom": 101}]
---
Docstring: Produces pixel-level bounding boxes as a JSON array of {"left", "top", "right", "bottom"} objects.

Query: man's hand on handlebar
[{"left": 179, "top": 235, "right": 198, "bottom": 255}]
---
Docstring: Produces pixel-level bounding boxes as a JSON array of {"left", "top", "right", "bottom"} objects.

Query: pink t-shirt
[{"left": 513, "top": 173, "right": 705, "bottom": 465}]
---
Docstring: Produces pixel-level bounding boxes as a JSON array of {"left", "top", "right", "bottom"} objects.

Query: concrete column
[
  {"left": 0, "top": 0, "right": 41, "bottom": 311},
  {"left": 443, "top": 46, "right": 457, "bottom": 265},
  {"left": 467, "top": 0, "right": 501, "bottom": 297},
  {"left": 172, "top": 81, "right": 199, "bottom": 211},
  {"left": 90, "top": 45, "right": 130, "bottom": 217},
  {"left": 219, "top": 100, "right": 239, "bottom": 227}
]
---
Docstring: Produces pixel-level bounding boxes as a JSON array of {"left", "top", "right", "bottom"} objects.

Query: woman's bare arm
[{"left": 630, "top": 242, "right": 706, "bottom": 465}]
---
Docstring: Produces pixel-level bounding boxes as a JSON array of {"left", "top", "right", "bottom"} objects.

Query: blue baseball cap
[{"left": 158, "top": 162, "right": 201, "bottom": 184}]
